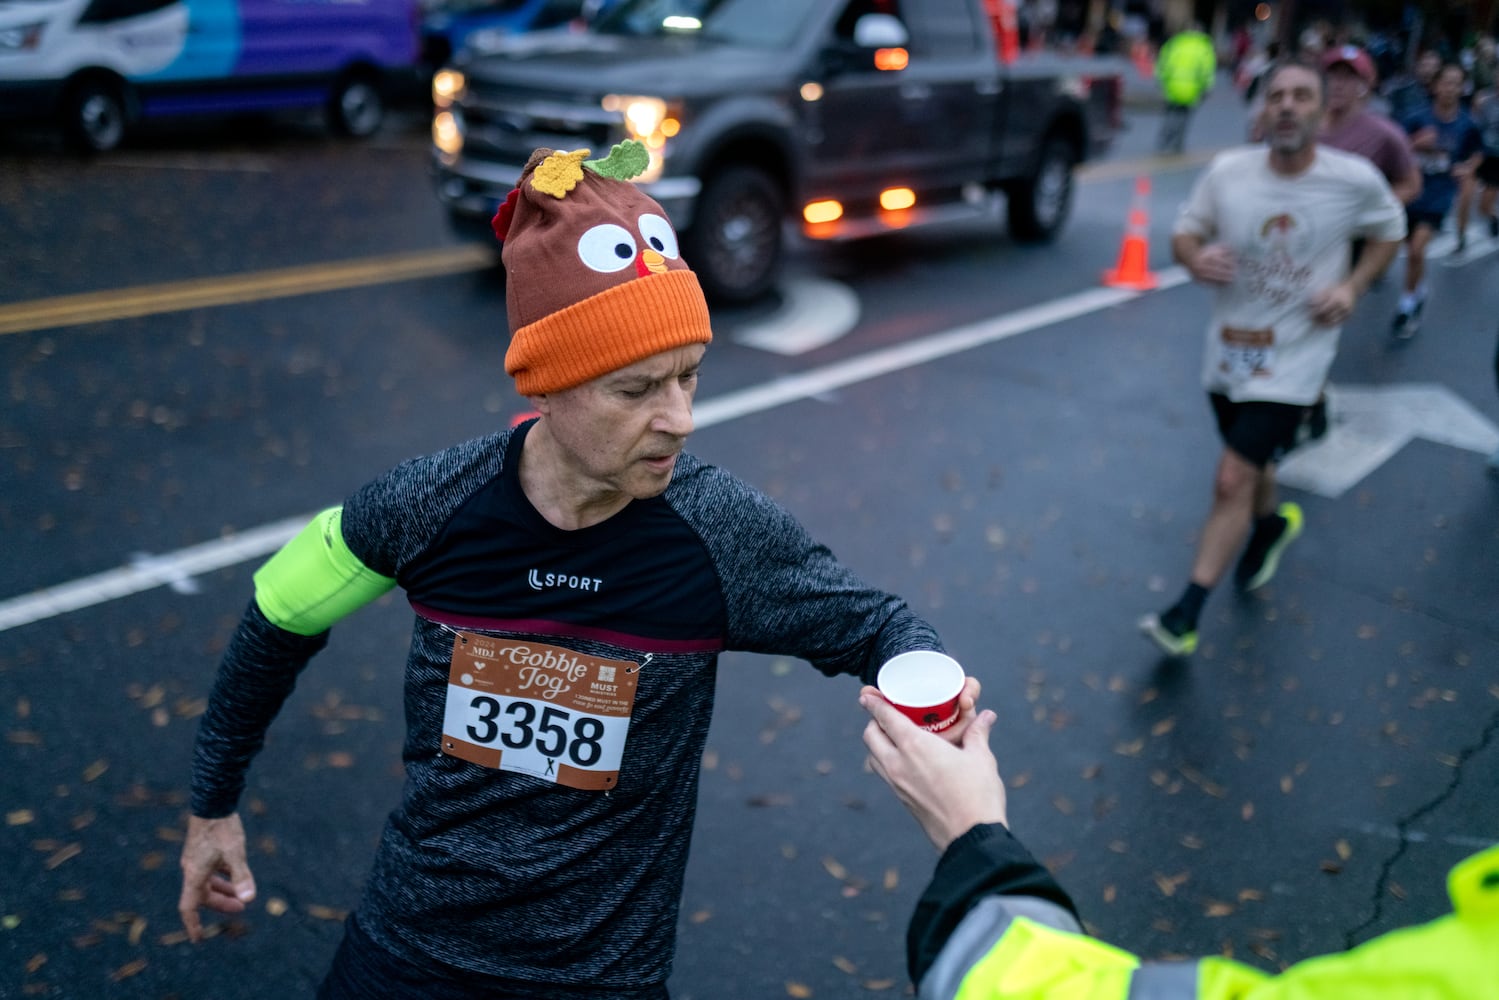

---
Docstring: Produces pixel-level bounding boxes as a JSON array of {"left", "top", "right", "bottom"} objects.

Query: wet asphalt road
[{"left": 1, "top": 79, "right": 1497, "bottom": 1000}]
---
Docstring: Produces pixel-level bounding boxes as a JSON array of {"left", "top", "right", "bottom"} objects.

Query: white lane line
[
  {"left": 0, "top": 516, "right": 311, "bottom": 632},
  {"left": 700, "top": 267, "right": 1188, "bottom": 427},
  {"left": 0, "top": 268, "right": 1189, "bottom": 633}
]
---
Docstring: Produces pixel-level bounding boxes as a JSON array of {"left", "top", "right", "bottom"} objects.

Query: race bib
[
  {"left": 1417, "top": 150, "right": 1451, "bottom": 174},
  {"left": 441, "top": 632, "right": 640, "bottom": 791},
  {"left": 1217, "top": 326, "right": 1275, "bottom": 381}
]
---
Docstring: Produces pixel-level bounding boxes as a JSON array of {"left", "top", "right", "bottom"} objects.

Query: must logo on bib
[{"left": 441, "top": 632, "right": 640, "bottom": 790}]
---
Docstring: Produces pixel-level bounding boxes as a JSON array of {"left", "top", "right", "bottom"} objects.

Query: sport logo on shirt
[{"left": 527, "top": 568, "right": 604, "bottom": 592}]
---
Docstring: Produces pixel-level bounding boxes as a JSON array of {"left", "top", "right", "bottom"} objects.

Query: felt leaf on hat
[
  {"left": 491, "top": 187, "right": 520, "bottom": 242},
  {"left": 585, "top": 140, "right": 650, "bottom": 181},
  {"left": 530, "top": 148, "right": 591, "bottom": 199}
]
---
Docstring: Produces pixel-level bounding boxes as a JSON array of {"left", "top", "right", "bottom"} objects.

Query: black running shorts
[
  {"left": 1477, "top": 154, "right": 1499, "bottom": 187},
  {"left": 1406, "top": 206, "right": 1447, "bottom": 234},
  {"left": 1208, "top": 393, "right": 1327, "bottom": 468}
]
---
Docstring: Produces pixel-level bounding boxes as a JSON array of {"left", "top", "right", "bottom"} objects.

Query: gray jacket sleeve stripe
[
  {"left": 918, "top": 896, "right": 1083, "bottom": 1000},
  {"left": 1126, "top": 962, "right": 1202, "bottom": 998}
]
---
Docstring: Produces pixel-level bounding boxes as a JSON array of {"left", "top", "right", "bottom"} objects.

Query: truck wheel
[
  {"left": 685, "top": 166, "right": 784, "bottom": 305},
  {"left": 1007, "top": 135, "right": 1077, "bottom": 243},
  {"left": 63, "top": 78, "right": 128, "bottom": 154},
  {"left": 328, "top": 73, "right": 385, "bottom": 138}
]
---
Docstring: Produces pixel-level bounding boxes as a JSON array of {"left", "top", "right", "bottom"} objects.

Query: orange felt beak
[{"left": 637, "top": 248, "right": 668, "bottom": 277}]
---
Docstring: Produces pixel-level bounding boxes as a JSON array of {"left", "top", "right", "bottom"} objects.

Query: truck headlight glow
[
  {"left": 432, "top": 70, "right": 466, "bottom": 109},
  {"left": 432, "top": 111, "right": 463, "bottom": 156},
  {"left": 602, "top": 95, "right": 677, "bottom": 182}
]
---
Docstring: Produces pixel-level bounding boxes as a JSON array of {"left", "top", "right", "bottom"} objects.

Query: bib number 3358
[{"left": 440, "top": 632, "right": 640, "bottom": 791}]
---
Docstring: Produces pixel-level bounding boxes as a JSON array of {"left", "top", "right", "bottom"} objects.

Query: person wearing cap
[
  {"left": 856, "top": 684, "right": 1499, "bottom": 999},
  {"left": 1138, "top": 60, "right": 1405, "bottom": 658},
  {"left": 1320, "top": 46, "right": 1422, "bottom": 207},
  {"left": 176, "top": 140, "right": 979, "bottom": 999}
]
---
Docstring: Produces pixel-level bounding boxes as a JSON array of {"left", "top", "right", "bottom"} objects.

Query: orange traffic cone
[{"left": 1103, "top": 176, "right": 1158, "bottom": 290}]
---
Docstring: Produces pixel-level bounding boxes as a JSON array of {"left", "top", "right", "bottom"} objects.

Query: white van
[{"left": 0, "top": 0, "right": 421, "bottom": 151}]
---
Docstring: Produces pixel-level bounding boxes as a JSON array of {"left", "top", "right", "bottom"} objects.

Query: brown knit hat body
[{"left": 494, "top": 143, "right": 713, "bottom": 395}]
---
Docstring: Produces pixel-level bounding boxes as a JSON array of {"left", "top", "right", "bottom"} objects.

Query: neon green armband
[{"left": 253, "top": 507, "right": 397, "bottom": 636}]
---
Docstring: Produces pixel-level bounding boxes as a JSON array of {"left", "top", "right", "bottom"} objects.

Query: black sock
[{"left": 1166, "top": 582, "right": 1209, "bottom": 631}]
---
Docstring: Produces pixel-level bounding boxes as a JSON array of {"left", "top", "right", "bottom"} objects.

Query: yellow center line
[
  {"left": 2, "top": 146, "right": 1234, "bottom": 339},
  {"left": 0, "top": 244, "right": 496, "bottom": 337}
]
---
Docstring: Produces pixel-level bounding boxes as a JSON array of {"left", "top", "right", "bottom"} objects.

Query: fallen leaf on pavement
[{"left": 109, "top": 959, "right": 147, "bottom": 982}]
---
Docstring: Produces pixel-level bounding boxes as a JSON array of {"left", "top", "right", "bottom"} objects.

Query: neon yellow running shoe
[
  {"left": 1237, "top": 501, "right": 1304, "bottom": 592},
  {"left": 1138, "top": 612, "right": 1198, "bottom": 657}
]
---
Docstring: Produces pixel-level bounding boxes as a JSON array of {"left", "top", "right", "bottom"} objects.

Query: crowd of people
[{"left": 168, "top": 18, "right": 1499, "bottom": 1000}]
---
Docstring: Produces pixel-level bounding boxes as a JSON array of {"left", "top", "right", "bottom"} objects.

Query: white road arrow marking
[
  {"left": 128, "top": 552, "right": 202, "bottom": 595},
  {"left": 1278, "top": 383, "right": 1499, "bottom": 498},
  {"left": 732, "top": 277, "right": 861, "bottom": 355}
]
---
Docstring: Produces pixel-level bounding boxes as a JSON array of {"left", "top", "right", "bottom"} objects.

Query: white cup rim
[{"left": 877, "top": 650, "right": 965, "bottom": 708}]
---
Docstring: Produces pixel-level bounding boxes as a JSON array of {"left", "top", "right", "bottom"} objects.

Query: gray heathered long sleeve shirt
[{"left": 191, "top": 421, "right": 942, "bottom": 996}]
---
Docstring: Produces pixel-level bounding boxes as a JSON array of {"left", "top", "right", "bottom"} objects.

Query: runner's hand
[
  {"left": 178, "top": 813, "right": 257, "bottom": 943},
  {"left": 1309, "top": 282, "right": 1356, "bottom": 326},
  {"left": 935, "top": 674, "right": 983, "bottom": 745},
  {"left": 1189, "top": 243, "right": 1237, "bottom": 285}
]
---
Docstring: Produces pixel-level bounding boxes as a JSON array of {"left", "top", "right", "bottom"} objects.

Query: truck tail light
[
  {"left": 879, "top": 188, "right": 915, "bottom": 211},
  {"left": 803, "top": 200, "right": 843, "bottom": 224},
  {"left": 874, "top": 48, "right": 908, "bottom": 71}
]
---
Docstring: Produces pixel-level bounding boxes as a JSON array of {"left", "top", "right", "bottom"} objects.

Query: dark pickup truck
[{"left": 430, "top": 0, "right": 1122, "bottom": 302}]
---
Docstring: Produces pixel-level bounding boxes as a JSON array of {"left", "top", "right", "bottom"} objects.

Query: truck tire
[
  {"left": 63, "top": 78, "right": 128, "bottom": 154},
  {"left": 684, "top": 165, "right": 784, "bottom": 305},
  {"left": 327, "top": 72, "right": 385, "bottom": 138},
  {"left": 1007, "top": 135, "right": 1077, "bottom": 243}
]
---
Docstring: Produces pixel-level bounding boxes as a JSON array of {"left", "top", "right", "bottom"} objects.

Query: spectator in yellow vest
[{"left": 1157, "top": 24, "right": 1218, "bottom": 154}]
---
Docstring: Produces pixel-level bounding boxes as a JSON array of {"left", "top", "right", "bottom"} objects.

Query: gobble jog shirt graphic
[{"left": 442, "top": 632, "right": 640, "bottom": 790}]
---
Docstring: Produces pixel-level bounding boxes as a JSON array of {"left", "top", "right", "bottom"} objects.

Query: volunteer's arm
[{"left": 859, "top": 691, "right": 1088, "bottom": 992}]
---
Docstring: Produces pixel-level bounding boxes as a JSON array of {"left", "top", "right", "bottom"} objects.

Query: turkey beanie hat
[{"left": 492, "top": 140, "right": 713, "bottom": 396}]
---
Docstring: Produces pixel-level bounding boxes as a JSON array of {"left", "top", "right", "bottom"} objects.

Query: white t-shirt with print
[{"left": 1174, "top": 145, "right": 1406, "bottom": 405}]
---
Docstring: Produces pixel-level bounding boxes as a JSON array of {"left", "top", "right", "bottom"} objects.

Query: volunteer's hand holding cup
[
  {"left": 859, "top": 683, "right": 1006, "bottom": 853},
  {"left": 874, "top": 650, "right": 980, "bottom": 742}
]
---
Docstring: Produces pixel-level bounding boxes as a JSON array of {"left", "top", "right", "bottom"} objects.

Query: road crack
[{"left": 1344, "top": 701, "right": 1499, "bottom": 948}]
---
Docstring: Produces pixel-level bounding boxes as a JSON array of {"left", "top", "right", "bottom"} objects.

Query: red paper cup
[{"left": 876, "top": 650, "right": 965, "bottom": 733}]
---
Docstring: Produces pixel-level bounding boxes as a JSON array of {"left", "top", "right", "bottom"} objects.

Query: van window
[
  {"left": 531, "top": 0, "right": 588, "bottom": 30},
  {"left": 79, "top": 0, "right": 180, "bottom": 24}
]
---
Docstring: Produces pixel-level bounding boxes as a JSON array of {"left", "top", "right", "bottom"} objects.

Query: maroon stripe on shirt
[{"left": 410, "top": 601, "right": 726, "bottom": 654}]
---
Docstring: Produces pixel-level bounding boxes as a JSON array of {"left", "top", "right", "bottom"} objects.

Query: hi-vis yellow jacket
[
  {"left": 910, "top": 824, "right": 1499, "bottom": 1000},
  {"left": 1156, "top": 30, "right": 1216, "bottom": 107}
]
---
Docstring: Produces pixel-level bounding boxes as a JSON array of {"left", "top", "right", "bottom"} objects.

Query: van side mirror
[{"left": 852, "top": 13, "right": 909, "bottom": 48}]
